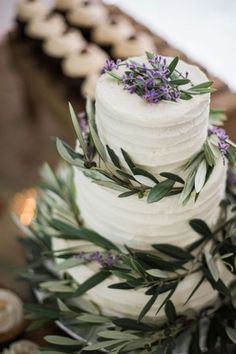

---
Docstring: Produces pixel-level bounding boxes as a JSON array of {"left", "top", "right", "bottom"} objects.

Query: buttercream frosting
[
  {"left": 43, "top": 29, "right": 86, "bottom": 58},
  {"left": 95, "top": 56, "right": 210, "bottom": 174},
  {"left": 67, "top": 1, "right": 108, "bottom": 28},
  {"left": 91, "top": 16, "right": 135, "bottom": 46},
  {"left": 26, "top": 14, "right": 66, "bottom": 40},
  {"left": 55, "top": 0, "right": 79, "bottom": 11},
  {"left": 62, "top": 45, "right": 108, "bottom": 78},
  {"left": 16, "top": 0, "right": 49, "bottom": 22},
  {"left": 112, "top": 32, "right": 156, "bottom": 59},
  {"left": 74, "top": 159, "right": 226, "bottom": 250},
  {"left": 53, "top": 237, "right": 233, "bottom": 320}
]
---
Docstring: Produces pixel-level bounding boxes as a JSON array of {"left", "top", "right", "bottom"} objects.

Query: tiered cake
[{"left": 53, "top": 55, "right": 233, "bottom": 321}]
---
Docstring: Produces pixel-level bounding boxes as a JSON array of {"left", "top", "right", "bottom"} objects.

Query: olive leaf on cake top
[
  {"left": 56, "top": 100, "right": 236, "bottom": 205},
  {"left": 102, "top": 52, "right": 215, "bottom": 103}
]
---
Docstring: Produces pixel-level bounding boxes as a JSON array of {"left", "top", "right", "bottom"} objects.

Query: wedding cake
[{"left": 52, "top": 54, "right": 234, "bottom": 321}]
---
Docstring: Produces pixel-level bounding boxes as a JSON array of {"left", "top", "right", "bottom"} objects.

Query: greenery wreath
[
  {"left": 14, "top": 101, "right": 236, "bottom": 354},
  {"left": 56, "top": 100, "right": 236, "bottom": 205}
]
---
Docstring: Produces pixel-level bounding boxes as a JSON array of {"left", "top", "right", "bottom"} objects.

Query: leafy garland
[
  {"left": 55, "top": 100, "right": 236, "bottom": 206},
  {"left": 15, "top": 161, "right": 236, "bottom": 354}
]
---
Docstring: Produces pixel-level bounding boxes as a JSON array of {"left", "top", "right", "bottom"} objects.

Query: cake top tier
[
  {"left": 97, "top": 54, "right": 211, "bottom": 128},
  {"left": 95, "top": 54, "right": 211, "bottom": 172}
]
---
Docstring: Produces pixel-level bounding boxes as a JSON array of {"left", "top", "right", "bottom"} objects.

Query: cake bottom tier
[{"left": 53, "top": 238, "right": 233, "bottom": 321}]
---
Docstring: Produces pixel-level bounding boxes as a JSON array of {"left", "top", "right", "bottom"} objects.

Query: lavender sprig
[
  {"left": 78, "top": 112, "right": 89, "bottom": 144},
  {"left": 102, "top": 59, "right": 121, "bottom": 73},
  {"left": 102, "top": 52, "right": 214, "bottom": 104},
  {"left": 208, "top": 126, "right": 229, "bottom": 162},
  {"left": 76, "top": 251, "right": 120, "bottom": 267}
]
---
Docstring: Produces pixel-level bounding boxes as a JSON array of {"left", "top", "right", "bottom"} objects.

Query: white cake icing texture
[
  {"left": 74, "top": 160, "right": 226, "bottom": 250},
  {"left": 96, "top": 56, "right": 210, "bottom": 174},
  {"left": 53, "top": 237, "right": 233, "bottom": 320}
]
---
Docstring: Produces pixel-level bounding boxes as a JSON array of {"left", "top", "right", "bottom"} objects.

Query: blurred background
[{"left": 0, "top": 0, "right": 235, "bottom": 351}]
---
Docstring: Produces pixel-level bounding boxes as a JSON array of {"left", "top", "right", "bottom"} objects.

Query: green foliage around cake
[
  {"left": 14, "top": 162, "right": 236, "bottom": 354},
  {"left": 56, "top": 100, "right": 236, "bottom": 207}
]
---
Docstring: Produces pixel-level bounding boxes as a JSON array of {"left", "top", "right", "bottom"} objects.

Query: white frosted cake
[{"left": 53, "top": 54, "right": 234, "bottom": 321}]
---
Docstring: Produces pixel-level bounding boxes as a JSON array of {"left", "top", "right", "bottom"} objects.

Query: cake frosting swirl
[
  {"left": 26, "top": 14, "right": 66, "bottom": 40},
  {"left": 62, "top": 45, "right": 108, "bottom": 78},
  {"left": 67, "top": 1, "right": 108, "bottom": 28},
  {"left": 112, "top": 32, "right": 156, "bottom": 59},
  {"left": 43, "top": 29, "right": 86, "bottom": 58},
  {"left": 91, "top": 16, "right": 135, "bottom": 46},
  {"left": 16, "top": 0, "right": 49, "bottom": 21}
]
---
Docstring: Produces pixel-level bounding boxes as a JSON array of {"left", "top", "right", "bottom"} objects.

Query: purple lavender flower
[
  {"left": 208, "top": 126, "right": 229, "bottom": 162},
  {"left": 127, "top": 85, "right": 137, "bottom": 94},
  {"left": 143, "top": 90, "right": 160, "bottom": 103},
  {"left": 209, "top": 126, "right": 229, "bottom": 141},
  {"left": 103, "top": 53, "right": 194, "bottom": 104},
  {"left": 78, "top": 111, "right": 89, "bottom": 143},
  {"left": 126, "top": 61, "right": 139, "bottom": 71},
  {"left": 149, "top": 55, "right": 162, "bottom": 67},
  {"left": 78, "top": 112, "right": 88, "bottom": 132},
  {"left": 102, "top": 59, "right": 121, "bottom": 73},
  {"left": 76, "top": 251, "right": 120, "bottom": 267}
]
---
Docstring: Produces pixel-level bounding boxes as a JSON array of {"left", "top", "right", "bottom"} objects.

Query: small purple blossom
[
  {"left": 208, "top": 126, "right": 229, "bottom": 162},
  {"left": 102, "top": 53, "right": 197, "bottom": 104},
  {"left": 76, "top": 251, "right": 120, "bottom": 267},
  {"left": 78, "top": 112, "right": 88, "bottom": 132},
  {"left": 143, "top": 90, "right": 160, "bottom": 104},
  {"left": 78, "top": 111, "right": 89, "bottom": 144},
  {"left": 127, "top": 85, "right": 136, "bottom": 94},
  {"left": 102, "top": 59, "right": 121, "bottom": 73}
]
